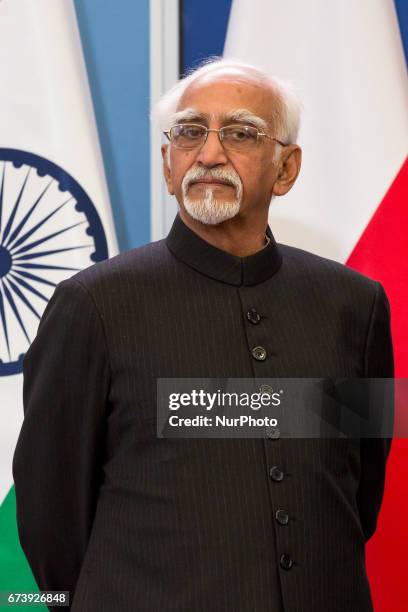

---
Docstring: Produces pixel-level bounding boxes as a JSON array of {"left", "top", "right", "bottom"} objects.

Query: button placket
[{"left": 239, "top": 289, "right": 299, "bottom": 583}]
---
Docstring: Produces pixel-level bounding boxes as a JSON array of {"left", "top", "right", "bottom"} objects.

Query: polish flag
[{"left": 224, "top": 0, "right": 408, "bottom": 609}]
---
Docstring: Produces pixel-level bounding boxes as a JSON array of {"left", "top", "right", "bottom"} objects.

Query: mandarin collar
[{"left": 165, "top": 213, "right": 282, "bottom": 287}]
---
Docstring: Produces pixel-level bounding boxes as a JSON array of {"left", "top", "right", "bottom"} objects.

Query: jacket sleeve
[
  {"left": 356, "top": 281, "right": 394, "bottom": 541},
  {"left": 12, "top": 277, "right": 110, "bottom": 606}
]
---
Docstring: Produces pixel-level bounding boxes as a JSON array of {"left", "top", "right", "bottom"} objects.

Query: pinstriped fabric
[{"left": 13, "top": 214, "right": 393, "bottom": 611}]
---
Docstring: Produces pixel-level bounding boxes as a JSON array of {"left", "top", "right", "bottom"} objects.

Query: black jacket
[{"left": 13, "top": 214, "right": 393, "bottom": 611}]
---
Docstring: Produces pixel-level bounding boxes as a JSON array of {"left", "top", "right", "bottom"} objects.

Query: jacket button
[
  {"left": 266, "top": 427, "right": 280, "bottom": 439},
  {"left": 247, "top": 308, "right": 261, "bottom": 324},
  {"left": 280, "top": 554, "right": 293, "bottom": 570},
  {"left": 276, "top": 509, "right": 290, "bottom": 525},
  {"left": 270, "top": 466, "right": 284, "bottom": 482},
  {"left": 259, "top": 384, "right": 273, "bottom": 395},
  {"left": 252, "top": 346, "right": 267, "bottom": 361}
]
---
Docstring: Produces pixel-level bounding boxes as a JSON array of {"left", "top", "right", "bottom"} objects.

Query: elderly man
[{"left": 13, "top": 59, "right": 393, "bottom": 611}]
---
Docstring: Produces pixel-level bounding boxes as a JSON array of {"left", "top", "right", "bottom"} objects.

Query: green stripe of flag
[{"left": 0, "top": 487, "right": 46, "bottom": 610}]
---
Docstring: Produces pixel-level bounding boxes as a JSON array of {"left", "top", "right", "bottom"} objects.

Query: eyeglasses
[{"left": 164, "top": 123, "right": 287, "bottom": 152}]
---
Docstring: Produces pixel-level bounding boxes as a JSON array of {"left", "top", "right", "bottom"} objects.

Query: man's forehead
[{"left": 176, "top": 71, "right": 276, "bottom": 119}]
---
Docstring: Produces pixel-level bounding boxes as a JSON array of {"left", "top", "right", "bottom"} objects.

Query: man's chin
[{"left": 182, "top": 198, "right": 241, "bottom": 225}]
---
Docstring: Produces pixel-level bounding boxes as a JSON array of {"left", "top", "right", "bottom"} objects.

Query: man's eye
[
  {"left": 225, "top": 127, "right": 254, "bottom": 141},
  {"left": 180, "top": 126, "right": 204, "bottom": 139}
]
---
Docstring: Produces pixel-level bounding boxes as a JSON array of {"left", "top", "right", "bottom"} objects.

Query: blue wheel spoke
[
  {"left": 3, "top": 177, "right": 53, "bottom": 248},
  {"left": 6, "top": 197, "right": 72, "bottom": 251},
  {"left": 2, "top": 279, "right": 31, "bottom": 344},
  {"left": 0, "top": 284, "right": 11, "bottom": 359},
  {"left": 6, "top": 276, "right": 41, "bottom": 320},
  {"left": 13, "top": 262, "right": 80, "bottom": 272},
  {"left": 13, "top": 244, "right": 93, "bottom": 261},
  {"left": 1, "top": 167, "right": 31, "bottom": 244},
  {"left": 7, "top": 273, "right": 48, "bottom": 302},
  {"left": 11, "top": 269, "right": 56, "bottom": 288},
  {"left": 11, "top": 220, "right": 87, "bottom": 256}
]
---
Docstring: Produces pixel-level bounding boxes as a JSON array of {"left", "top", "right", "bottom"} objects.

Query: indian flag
[{"left": 0, "top": 0, "right": 117, "bottom": 602}]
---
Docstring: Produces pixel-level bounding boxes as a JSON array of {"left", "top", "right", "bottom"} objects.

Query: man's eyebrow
[
  {"left": 168, "top": 108, "right": 268, "bottom": 131},
  {"left": 169, "top": 108, "right": 208, "bottom": 126},
  {"left": 223, "top": 109, "right": 267, "bottom": 131}
]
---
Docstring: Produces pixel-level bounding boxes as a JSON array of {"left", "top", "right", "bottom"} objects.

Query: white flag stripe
[
  {"left": 224, "top": 0, "right": 408, "bottom": 262},
  {"left": 1, "top": 0, "right": 117, "bottom": 257},
  {"left": 0, "top": 0, "right": 117, "bottom": 501}
]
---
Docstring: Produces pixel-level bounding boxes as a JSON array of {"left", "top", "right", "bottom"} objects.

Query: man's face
[{"left": 162, "top": 71, "right": 290, "bottom": 226}]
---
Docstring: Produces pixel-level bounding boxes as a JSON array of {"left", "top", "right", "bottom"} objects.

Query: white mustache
[{"left": 183, "top": 167, "right": 242, "bottom": 193}]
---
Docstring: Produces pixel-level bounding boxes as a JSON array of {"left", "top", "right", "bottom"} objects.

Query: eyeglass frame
[{"left": 163, "top": 123, "right": 288, "bottom": 150}]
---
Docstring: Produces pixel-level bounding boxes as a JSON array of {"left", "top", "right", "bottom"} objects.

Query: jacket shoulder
[
  {"left": 65, "top": 239, "right": 170, "bottom": 291},
  {"left": 276, "top": 243, "right": 389, "bottom": 325},
  {"left": 278, "top": 242, "right": 380, "bottom": 293}
]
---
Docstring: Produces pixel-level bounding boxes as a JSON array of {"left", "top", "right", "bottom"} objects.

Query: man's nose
[{"left": 195, "top": 130, "right": 229, "bottom": 167}]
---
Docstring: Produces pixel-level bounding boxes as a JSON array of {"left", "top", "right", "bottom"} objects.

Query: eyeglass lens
[{"left": 170, "top": 124, "right": 260, "bottom": 150}]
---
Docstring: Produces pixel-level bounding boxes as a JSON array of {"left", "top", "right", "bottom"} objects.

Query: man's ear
[
  {"left": 272, "top": 145, "right": 302, "bottom": 196},
  {"left": 161, "top": 145, "right": 174, "bottom": 195}
]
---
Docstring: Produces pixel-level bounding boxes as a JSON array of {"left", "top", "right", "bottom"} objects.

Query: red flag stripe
[
  {"left": 347, "top": 158, "right": 408, "bottom": 376},
  {"left": 347, "top": 157, "right": 408, "bottom": 611}
]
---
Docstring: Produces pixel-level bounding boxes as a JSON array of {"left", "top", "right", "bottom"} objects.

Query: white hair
[{"left": 151, "top": 57, "right": 302, "bottom": 145}]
